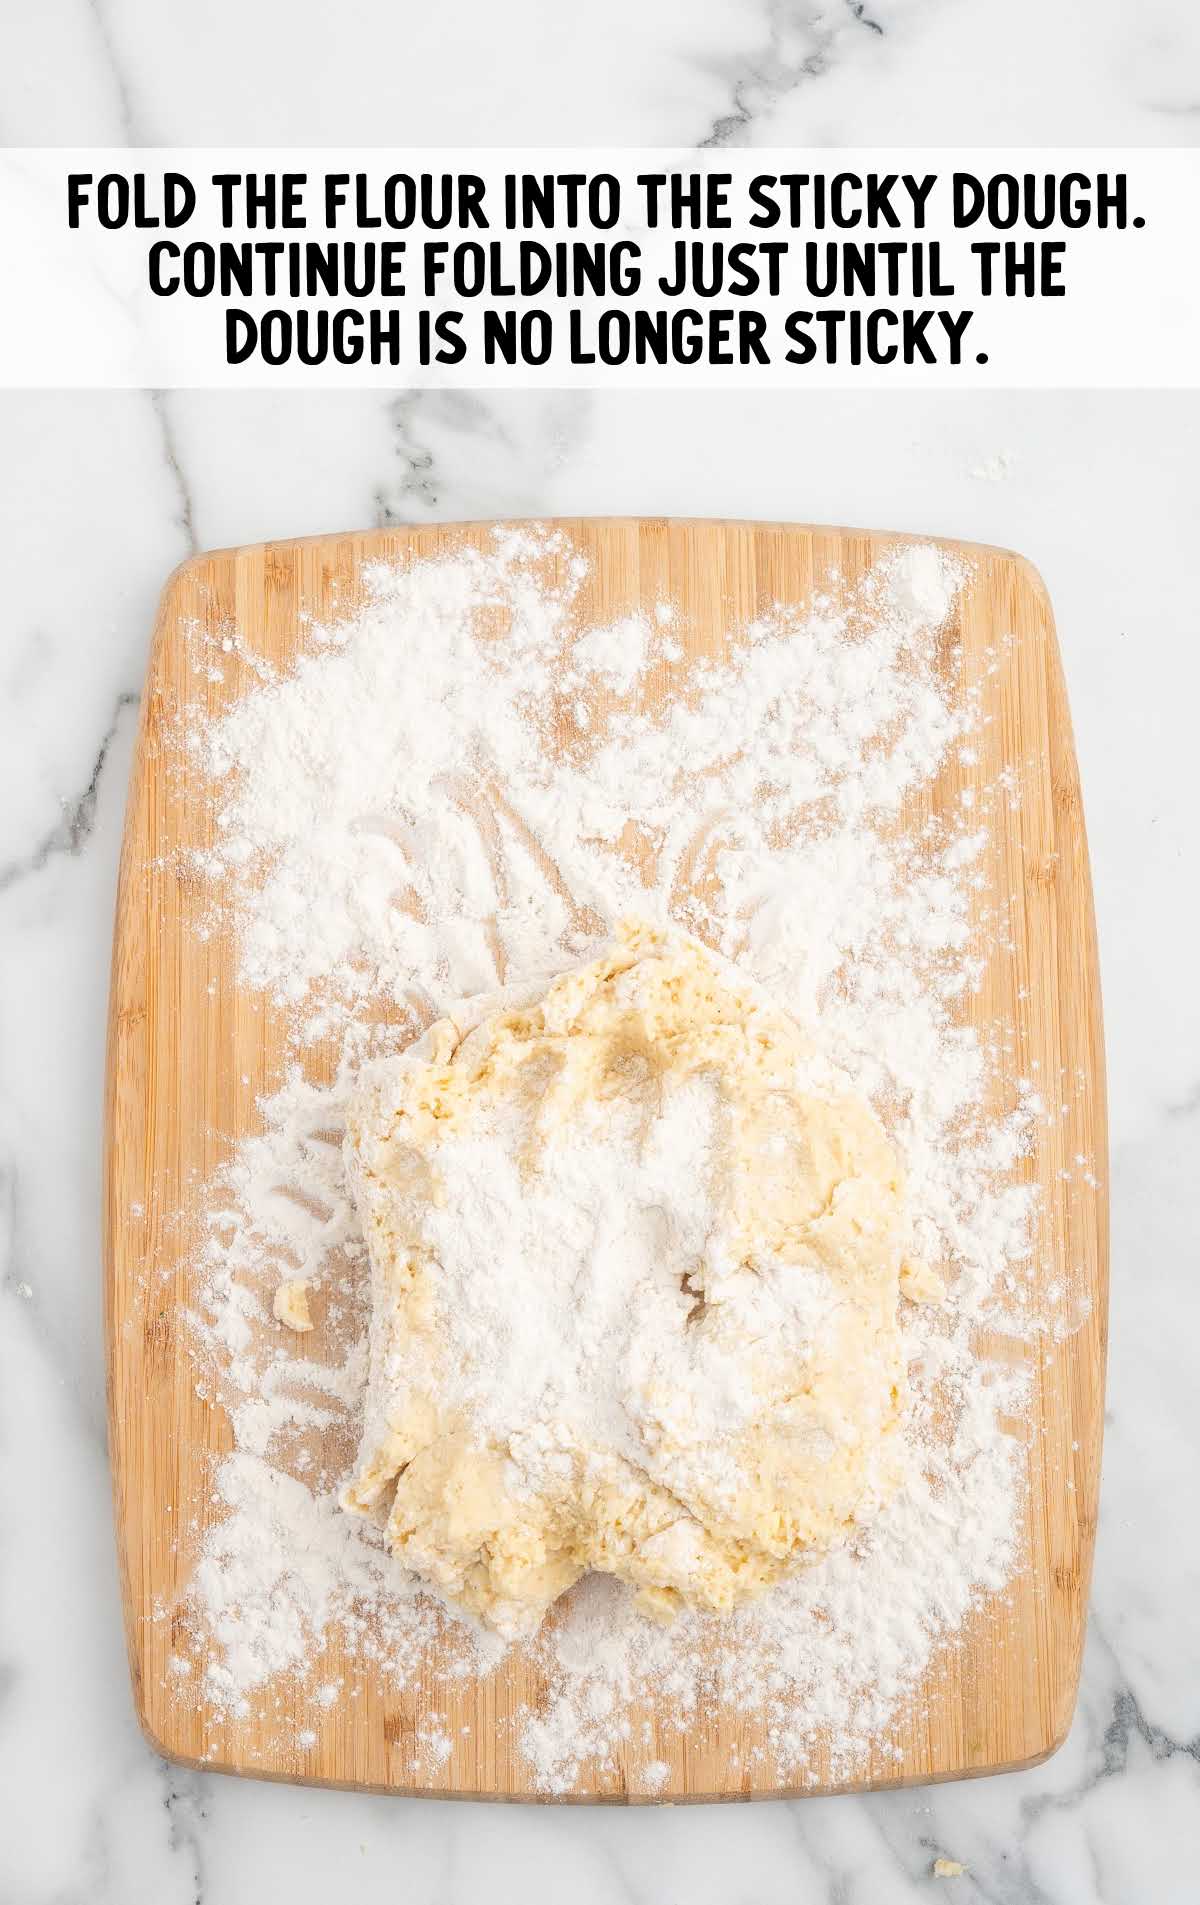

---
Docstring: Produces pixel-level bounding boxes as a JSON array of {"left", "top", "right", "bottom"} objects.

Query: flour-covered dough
[{"left": 342, "top": 920, "right": 915, "bottom": 1637}]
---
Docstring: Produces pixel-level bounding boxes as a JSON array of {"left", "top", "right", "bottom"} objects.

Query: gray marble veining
[{"left": 4, "top": 0, "right": 1200, "bottom": 146}]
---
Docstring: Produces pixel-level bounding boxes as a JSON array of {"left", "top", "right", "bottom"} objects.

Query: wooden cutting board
[{"left": 105, "top": 519, "right": 1107, "bottom": 1802}]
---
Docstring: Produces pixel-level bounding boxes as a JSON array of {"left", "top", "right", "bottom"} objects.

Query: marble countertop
[
  {"left": 6, "top": 381, "right": 1198, "bottom": 1905},
  {"left": 3, "top": 6, "right": 1199, "bottom": 1902},
  {"left": 5, "top": 0, "right": 1200, "bottom": 146}
]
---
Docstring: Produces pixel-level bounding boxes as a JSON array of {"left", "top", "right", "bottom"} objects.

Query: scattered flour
[{"left": 167, "top": 525, "right": 1061, "bottom": 1791}]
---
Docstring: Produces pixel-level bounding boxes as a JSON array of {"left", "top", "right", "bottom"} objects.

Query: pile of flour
[{"left": 174, "top": 526, "right": 1050, "bottom": 1790}]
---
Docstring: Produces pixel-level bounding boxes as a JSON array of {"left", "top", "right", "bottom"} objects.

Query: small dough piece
[
  {"left": 900, "top": 1258, "right": 946, "bottom": 1305},
  {"left": 932, "top": 1859, "right": 967, "bottom": 1878},
  {"left": 342, "top": 920, "right": 914, "bottom": 1637},
  {"left": 273, "top": 1279, "right": 314, "bottom": 1333}
]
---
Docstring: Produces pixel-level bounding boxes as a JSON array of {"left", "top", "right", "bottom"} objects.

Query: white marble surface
[
  {"left": 3, "top": 384, "right": 1199, "bottom": 1902},
  {"left": 3, "top": 3, "right": 1200, "bottom": 1898},
  {"left": 5, "top": 0, "right": 1200, "bottom": 146}
]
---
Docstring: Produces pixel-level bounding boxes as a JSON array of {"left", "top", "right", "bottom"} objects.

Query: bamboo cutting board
[{"left": 105, "top": 519, "right": 1107, "bottom": 1802}]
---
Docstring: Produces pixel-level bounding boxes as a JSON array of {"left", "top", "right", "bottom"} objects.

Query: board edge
[{"left": 103, "top": 559, "right": 196, "bottom": 1752}]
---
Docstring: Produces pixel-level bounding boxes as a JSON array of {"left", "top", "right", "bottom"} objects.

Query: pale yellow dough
[
  {"left": 342, "top": 921, "right": 915, "bottom": 1637},
  {"left": 273, "top": 1279, "right": 313, "bottom": 1332}
]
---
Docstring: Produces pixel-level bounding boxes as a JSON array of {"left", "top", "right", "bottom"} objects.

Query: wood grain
[{"left": 104, "top": 519, "right": 1107, "bottom": 1802}]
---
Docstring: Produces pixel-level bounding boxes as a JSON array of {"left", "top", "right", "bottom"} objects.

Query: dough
[
  {"left": 342, "top": 920, "right": 914, "bottom": 1638},
  {"left": 273, "top": 1279, "right": 313, "bottom": 1332}
]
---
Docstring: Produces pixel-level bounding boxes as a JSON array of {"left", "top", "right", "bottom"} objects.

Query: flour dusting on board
[{"left": 165, "top": 527, "right": 1074, "bottom": 1791}]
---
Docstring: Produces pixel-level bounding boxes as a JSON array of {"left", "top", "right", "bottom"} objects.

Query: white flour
[
  {"left": 400, "top": 1068, "right": 745, "bottom": 1464},
  {"left": 170, "top": 526, "right": 1064, "bottom": 1790}
]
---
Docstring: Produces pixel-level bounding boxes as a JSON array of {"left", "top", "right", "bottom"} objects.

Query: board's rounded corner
[
  {"left": 159, "top": 549, "right": 214, "bottom": 601},
  {"left": 1006, "top": 549, "right": 1054, "bottom": 611},
  {"left": 945, "top": 539, "right": 1055, "bottom": 616},
  {"left": 133, "top": 1689, "right": 208, "bottom": 1776},
  {"left": 989, "top": 1709, "right": 1079, "bottom": 1786},
  {"left": 146, "top": 552, "right": 221, "bottom": 649}
]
